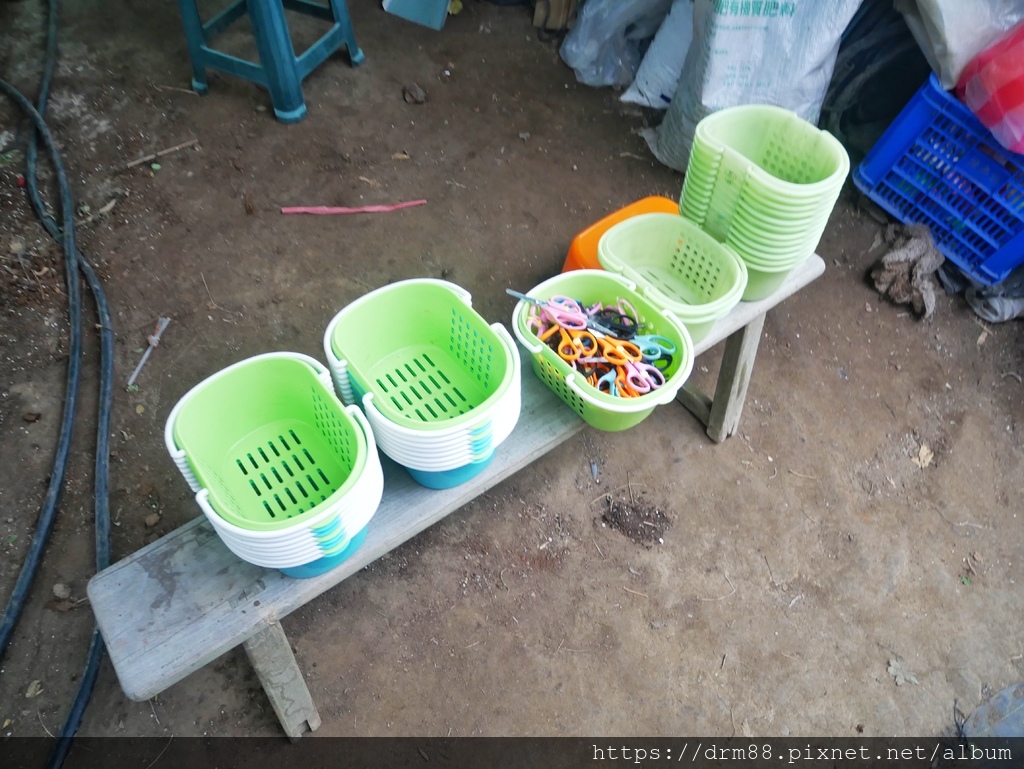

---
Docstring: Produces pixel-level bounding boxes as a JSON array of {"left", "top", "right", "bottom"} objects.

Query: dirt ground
[{"left": 1, "top": 0, "right": 1023, "bottom": 743}]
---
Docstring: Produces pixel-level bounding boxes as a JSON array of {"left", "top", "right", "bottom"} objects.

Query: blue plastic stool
[{"left": 176, "top": 0, "right": 364, "bottom": 123}]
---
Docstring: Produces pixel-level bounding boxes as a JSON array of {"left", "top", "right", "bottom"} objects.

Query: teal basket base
[
  {"left": 406, "top": 454, "right": 494, "bottom": 489},
  {"left": 279, "top": 525, "right": 368, "bottom": 578}
]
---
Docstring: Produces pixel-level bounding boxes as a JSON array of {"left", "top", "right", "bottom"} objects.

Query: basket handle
[
  {"left": 490, "top": 322, "right": 522, "bottom": 377},
  {"left": 397, "top": 278, "right": 473, "bottom": 307},
  {"left": 441, "top": 280, "right": 473, "bottom": 307},
  {"left": 253, "top": 351, "right": 329, "bottom": 377},
  {"left": 163, "top": 399, "right": 203, "bottom": 492},
  {"left": 635, "top": 279, "right": 676, "bottom": 312},
  {"left": 195, "top": 487, "right": 221, "bottom": 524},
  {"left": 360, "top": 392, "right": 409, "bottom": 441},
  {"left": 360, "top": 391, "right": 387, "bottom": 427},
  {"left": 606, "top": 259, "right": 665, "bottom": 306},
  {"left": 344, "top": 402, "right": 379, "bottom": 458},
  {"left": 510, "top": 301, "right": 545, "bottom": 354},
  {"left": 596, "top": 244, "right": 625, "bottom": 273}
]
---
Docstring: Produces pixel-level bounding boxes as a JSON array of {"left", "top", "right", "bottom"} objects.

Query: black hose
[
  {"left": 20, "top": 0, "right": 113, "bottom": 581},
  {"left": 21, "top": 93, "right": 115, "bottom": 769},
  {"left": 0, "top": 83, "right": 84, "bottom": 660},
  {"left": 0, "top": 0, "right": 115, "bottom": 760},
  {"left": 0, "top": 0, "right": 56, "bottom": 156}
]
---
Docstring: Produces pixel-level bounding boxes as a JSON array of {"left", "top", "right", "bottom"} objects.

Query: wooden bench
[{"left": 88, "top": 256, "right": 824, "bottom": 738}]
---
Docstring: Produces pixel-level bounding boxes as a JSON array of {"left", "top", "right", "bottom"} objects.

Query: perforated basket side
[
  {"left": 667, "top": 237, "right": 727, "bottom": 302},
  {"left": 311, "top": 386, "right": 359, "bottom": 466},
  {"left": 447, "top": 305, "right": 501, "bottom": 393},
  {"left": 757, "top": 122, "right": 840, "bottom": 185},
  {"left": 530, "top": 354, "right": 586, "bottom": 420}
]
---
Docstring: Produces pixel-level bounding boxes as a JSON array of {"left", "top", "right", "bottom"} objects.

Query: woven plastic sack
[
  {"left": 956, "top": 21, "right": 1024, "bottom": 154},
  {"left": 644, "top": 0, "right": 861, "bottom": 173}
]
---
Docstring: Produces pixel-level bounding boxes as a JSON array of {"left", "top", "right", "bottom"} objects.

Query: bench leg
[
  {"left": 243, "top": 621, "right": 321, "bottom": 740},
  {"left": 676, "top": 382, "right": 712, "bottom": 428},
  {"left": 706, "top": 314, "right": 765, "bottom": 443}
]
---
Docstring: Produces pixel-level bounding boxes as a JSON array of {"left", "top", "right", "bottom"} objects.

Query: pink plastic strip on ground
[{"left": 281, "top": 200, "right": 427, "bottom": 215}]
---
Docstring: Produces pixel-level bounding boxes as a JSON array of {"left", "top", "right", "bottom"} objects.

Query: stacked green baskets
[
  {"left": 511, "top": 270, "right": 694, "bottom": 432},
  {"left": 681, "top": 104, "right": 849, "bottom": 300},
  {"left": 164, "top": 353, "right": 384, "bottom": 578},
  {"left": 596, "top": 212, "right": 747, "bottom": 343},
  {"left": 324, "top": 279, "right": 521, "bottom": 489}
]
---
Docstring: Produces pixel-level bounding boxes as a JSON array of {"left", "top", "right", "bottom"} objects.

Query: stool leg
[
  {"left": 176, "top": 0, "right": 210, "bottom": 94},
  {"left": 247, "top": 0, "right": 307, "bottom": 122},
  {"left": 327, "top": 0, "right": 364, "bottom": 66}
]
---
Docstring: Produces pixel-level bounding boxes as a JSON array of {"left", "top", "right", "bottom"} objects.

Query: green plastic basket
[
  {"left": 683, "top": 105, "right": 849, "bottom": 244},
  {"left": 741, "top": 260, "right": 803, "bottom": 301},
  {"left": 512, "top": 271, "right": 694, "bottom": 432},
  {"left": 169, "top": 353, "right": 367, "bottom": 531},
  {"left": 694, "top": 104, "right": 848, "bottom": 190},
  {"left": 328, "top": 279, "right": 515, "bottom": 430},
  {"left": 597, "top": 212, "right": 747, "bottom": 343}
]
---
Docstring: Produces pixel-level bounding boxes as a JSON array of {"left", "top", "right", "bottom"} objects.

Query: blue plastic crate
[{"left": 854, "top": 74, "right": 1024, "bottom": 286}]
